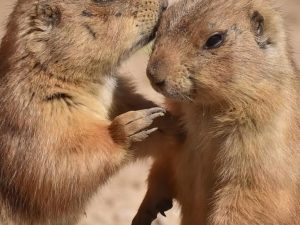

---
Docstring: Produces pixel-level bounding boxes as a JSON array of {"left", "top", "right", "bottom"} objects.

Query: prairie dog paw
[
  {"left": 109, "top": 107, "right": 166, "bottom": 147},
  {"left": 132, "top": 199, "right": 173, "bottom": 225}
]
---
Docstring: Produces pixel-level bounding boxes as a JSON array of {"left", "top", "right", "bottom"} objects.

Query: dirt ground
[{"left": 0, "top": 1, "right": 299, "bottom": 225}]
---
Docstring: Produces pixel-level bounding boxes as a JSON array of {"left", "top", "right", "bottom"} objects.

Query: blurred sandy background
[{"left": 0, "top": 0, "right": 299, "bottom": 225}]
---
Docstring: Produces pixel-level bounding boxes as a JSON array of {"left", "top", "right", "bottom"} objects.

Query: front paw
[
  {"left": 109, "top": 107, "right": 166, "bottom": 147},
  {"left": 156, "top": 199, "right": 173, "bottom": 217},
  {"left": 132, "top": 199, "right": 173, "bottom": 225}
]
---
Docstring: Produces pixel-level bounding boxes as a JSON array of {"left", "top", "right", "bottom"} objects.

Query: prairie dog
[
  {"left": 133, "top": 0, "right": 300, "bottom": 224},
  {"left": 0, "top": 0, "right": 171, "bottom": 224}
]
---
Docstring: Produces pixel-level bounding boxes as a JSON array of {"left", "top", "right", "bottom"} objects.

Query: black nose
[
  {"left": 147, "top": 64, "right": 166, "bottom": 88},
  {"left": 154, "top": 79, "right": 166, "bottom": 87},
  {"left": 161, "top": 0, "right": 168, "bottom": 11}
]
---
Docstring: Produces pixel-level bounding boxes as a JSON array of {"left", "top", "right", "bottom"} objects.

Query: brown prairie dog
[
  {"left": 133, "top": 0, "right": 300, "bottom": 224},
  {"left": 0, "top": 0, "right": 172, "bottom": 224}
]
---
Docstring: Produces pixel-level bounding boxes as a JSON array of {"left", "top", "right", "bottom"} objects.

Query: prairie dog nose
[
  {"left": 154, "top": 79, "right": 166, "bottom": 87},
  {"left": 147, "top": 60, "right": 167, "bottom": 87}
]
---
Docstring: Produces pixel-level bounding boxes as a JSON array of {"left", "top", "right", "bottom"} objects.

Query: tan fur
[
  {"left": 0, "top": 0, "right": 172, "bottom": 224},
  {"left": 133, "top": 0, "right": 300, "bottom": 224}
]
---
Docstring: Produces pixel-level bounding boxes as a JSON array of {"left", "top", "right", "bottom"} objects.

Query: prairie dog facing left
[{"left": 133, "top": 0, "right": 300, "bottom": 224}]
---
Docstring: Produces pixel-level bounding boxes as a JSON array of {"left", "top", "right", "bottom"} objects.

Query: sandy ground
[{"left": 0, "top": 1, "right": 299, "bottom": 225}]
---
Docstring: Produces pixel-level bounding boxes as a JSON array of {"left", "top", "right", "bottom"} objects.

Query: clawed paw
[
  {"left": 132, "top": 199, "right": 173, "bottom": 225},
  {"left": 109, "top": 107, "right": 166, "bottom": 146},
  {"left": 156, "top": 199, "right": 173, "bottom": 217}
]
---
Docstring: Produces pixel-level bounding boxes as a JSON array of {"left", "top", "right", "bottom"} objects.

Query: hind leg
[{"left": 132, "top": 155, "right": 177, "bottom": 225}]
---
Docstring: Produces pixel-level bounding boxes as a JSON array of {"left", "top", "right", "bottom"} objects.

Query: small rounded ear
[
  {"left": 249, "top": 10, "right": 273, "bottom": 49},
  {"left": 251, "top": 11, "right": 264, "bottom": 36},
  {"left": 35, "top": 2, "right": 61, "bottom": 26}
]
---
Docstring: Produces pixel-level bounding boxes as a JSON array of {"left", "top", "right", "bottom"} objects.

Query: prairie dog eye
[{"left": 204, "top": 32, "right": 226, "bottom": 49}]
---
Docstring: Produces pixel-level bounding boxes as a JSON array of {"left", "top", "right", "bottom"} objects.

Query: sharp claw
[
  {"left": 150, "top": 112, "right": 165, "bottom": 119},
  {"left": 160, "top": 211, "right": 166, "bottom": 217},
  {"left": 156, "top": 199, "right": 173, "bottom": 218},
  {"left": 146, "top": 127, "right": 158, "bottom": 134},
  {"left": 148, "top": 107, "right": 167, "bottom": 115}
]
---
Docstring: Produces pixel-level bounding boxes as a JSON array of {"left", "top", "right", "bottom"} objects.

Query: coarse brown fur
[
  {"left": 133, "top": 0, "right": 300, "bottom": 224},
  {"left": 0, "top": 0, "right": 177, "bottom": 224}
]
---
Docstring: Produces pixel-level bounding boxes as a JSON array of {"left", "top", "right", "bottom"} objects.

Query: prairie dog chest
[
  {"left": 77, "top": 76, "right": 117, "bottom": 121},
  {"left": 97, "top": 76, "right": 117, "bottom": 118},
  {"left": 175, "top": 108, "right": 217, "bottom": 214}
]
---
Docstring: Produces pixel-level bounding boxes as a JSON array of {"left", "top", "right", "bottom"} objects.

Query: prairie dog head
[
  {"left": 7, "top": 0, "right": 167, "bottom": 80},
  {"left": 147, "top": 0, "right": 294, "bottom": 105}
]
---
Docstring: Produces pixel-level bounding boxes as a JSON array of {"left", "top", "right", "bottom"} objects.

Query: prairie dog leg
[{"left": 132, "top": 155, "right": 177, "bottom": 225}]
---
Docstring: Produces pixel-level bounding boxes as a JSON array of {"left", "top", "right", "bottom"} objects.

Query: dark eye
[{"left": 204, "top": 32, "right": 226, "bottom": 49}]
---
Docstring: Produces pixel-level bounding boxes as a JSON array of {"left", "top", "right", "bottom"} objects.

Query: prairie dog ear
[
  {"left": 26, "top": 2, "right": 61, "bottom": 54},
  {"left": 249, "top": 2, "right": 285, "bottom": 50},
  {"left": 251, "top": 11, "right": 265, "bottom": 37},
  {"left": 250, "top": 10, "right": 271, "bottom": 48},
  {"left": 35, "top": 1, "right": 61, "bottom": 27}
]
